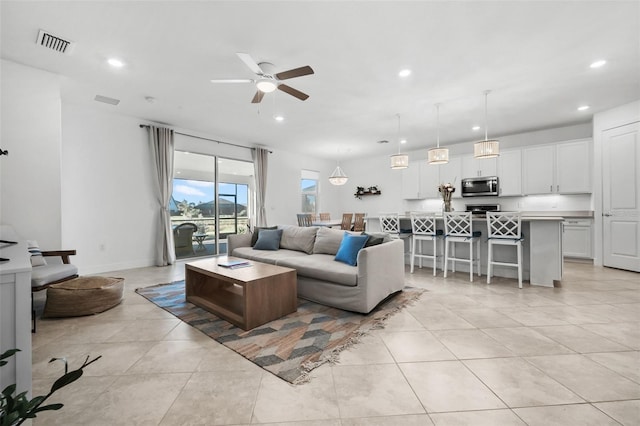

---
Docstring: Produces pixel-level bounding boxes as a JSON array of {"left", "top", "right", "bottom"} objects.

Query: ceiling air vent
[
  {"left": 36, "top": 29, "right": 75, "bottom": 54},
  {"left": 94, "top": 95, "right": 120, "bottom": 106}
]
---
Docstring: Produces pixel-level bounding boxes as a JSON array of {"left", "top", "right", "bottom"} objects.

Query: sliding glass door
[{"left": 172, "top": 151, "right": 253, "bottom": 259}]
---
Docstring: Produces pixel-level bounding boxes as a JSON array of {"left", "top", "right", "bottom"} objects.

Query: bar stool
[
  {"left": 380, "top": 212, "right": 412, "bottom": 255},
  {"left": 410, "top": 212, "right": 443, "bottom": 275},
  {"left": 443, "top": 212, "right": 481, "bottom": 282},
  {"left": 487, "top": 212, "right": 524, "bottom": 288}
]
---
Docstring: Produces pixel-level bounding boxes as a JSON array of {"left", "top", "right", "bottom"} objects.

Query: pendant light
[
  {"left": 390, "top": 114, "right": 409, "bottom": 169},
  {"left": 329, "top": 159, "right": 348, "bottom": 186},
  {"left": 474, "top": 90, "right": 500, "bottom": 159},
  {"left": 427, "top": 103, "right": 449, "bottom": 165}
]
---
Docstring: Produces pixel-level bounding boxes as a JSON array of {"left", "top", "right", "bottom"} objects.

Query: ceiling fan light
[
  {"left": 428, "top": 147, "right": 449, "bottom": 164},
  {"left": 329, "top": 165, "right": 349, "bottom": 186},
  {"left": 474, "top": 139, "right": 500, "bottom": 159},
  {"left": 390, "top": 154, "right": 409, "bottom": 169},
  {"left": 256, "top": 79, "right": 277, "bottom": 93}
]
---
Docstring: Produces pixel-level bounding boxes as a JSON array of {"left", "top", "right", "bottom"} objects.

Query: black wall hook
[{"left": 0, "top": 149, "right": 8, "bottom": 156}]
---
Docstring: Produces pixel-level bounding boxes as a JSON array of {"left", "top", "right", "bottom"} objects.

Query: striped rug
[{"left": 135, "top": 281, "right": 424, "bottom": 384}]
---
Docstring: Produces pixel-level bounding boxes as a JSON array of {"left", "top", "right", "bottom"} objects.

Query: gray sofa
[{"left": 227, "top": 225, "right": 405, "bottom": 314}]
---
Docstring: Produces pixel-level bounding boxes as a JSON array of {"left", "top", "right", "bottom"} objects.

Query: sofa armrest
[
  {"left": 227, "top": 233, "right": 252, "bottom": 255},
  {"left": 356, "top": 239, "right": 405, "bottom": 302},
  {"left": 42, "top": 250, "right": 77, "bottom": 264}
]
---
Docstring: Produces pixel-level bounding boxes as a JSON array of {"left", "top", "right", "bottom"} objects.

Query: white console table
[{"left": 0, "top": 225, "right": 32, "bottom": 397}]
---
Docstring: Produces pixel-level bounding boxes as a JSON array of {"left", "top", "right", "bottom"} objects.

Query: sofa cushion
[
  {"left": 335, "top": 233, "right": 369, "bottom": 266},
  {"left": 250, "top": 226, "right": 278, "bottom": 246},
  {"left": 277, "top": 254, "right": 358, "bottom": 287},
  {"left": 253, "top": 229, "right": 282, "bottom": 250},
  {"left": 362, "top": 232, "right": 387, "bottom": 247},
  {"left": 31, "top": 263, "right": 79, "bottom": 288},
  {"left": 279, "top": 225, "right": 318, "bottom": 254},
  {"left": 233, "top": 247, "right": 307, "bottom": 264},
  {"left": 313, "top": 227, "right": 358, "bottom": 255}
]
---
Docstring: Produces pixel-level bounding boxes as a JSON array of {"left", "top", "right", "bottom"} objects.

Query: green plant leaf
[
  {"left": 0, "top": 349, "right": 20, "bottom": 364},
  {"left": 50, "top": 369, "right": 82, "bottom": 393},
  {"left": 33, "top": 403, "right": 64, "bottom": 413},
  {"left": 2, "top": 384, "right": 16, "bottom": 398}
]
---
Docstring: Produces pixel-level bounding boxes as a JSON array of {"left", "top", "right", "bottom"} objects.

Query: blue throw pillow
[
  {"left": 335, "top": 232, "right": 369, "bottom": 266},
  {"left": 253, "top": 229, "right": 282, "bottom": 250}
]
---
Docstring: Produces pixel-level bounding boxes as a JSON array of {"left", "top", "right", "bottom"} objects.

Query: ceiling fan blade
[
  {"left": 278, "top": 84, "right": 309, "bottom": 101},
  {"left": 237, "top": 52, "right": 264, "bottom": 75},
  {"left": 275, "top": 66, "right": 314, "bottom": 80},
  {"left": 210, "top": 79, "right": 254, "bottom": 84},
  {"left": 251, "top": 90, "right": 265, "bottom": 104}
]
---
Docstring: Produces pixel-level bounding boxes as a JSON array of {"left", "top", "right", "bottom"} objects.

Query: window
[
  {"left": 172, "top": 151, "right": 253, "bottom": 259},
  {"left": 301, "top": 170, "right": 319, "bottom": 214}
]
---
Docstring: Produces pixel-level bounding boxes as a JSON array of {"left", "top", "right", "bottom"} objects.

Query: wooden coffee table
[{"left": 185, "top": 256, "right": 297, "bottom": 330}]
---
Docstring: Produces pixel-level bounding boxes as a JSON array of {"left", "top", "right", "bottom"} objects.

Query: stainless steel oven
[{"left": 461, "top": 176, "right": 499, "bottom": 197}]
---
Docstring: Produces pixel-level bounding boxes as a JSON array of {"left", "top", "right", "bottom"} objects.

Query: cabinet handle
[
  {"left": 550, "top": 185, "right": 553, "bottom": 192},
  {"left": 557, "top": 185, "right": 559, "bottom": 192}
]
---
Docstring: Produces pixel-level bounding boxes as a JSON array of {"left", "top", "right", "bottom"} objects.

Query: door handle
[{"left": 603, "top": 213, "right": 612, "bottom": 217}]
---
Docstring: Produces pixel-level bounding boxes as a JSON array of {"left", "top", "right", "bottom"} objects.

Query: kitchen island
[{"left": 368, "top": 215, "right": 564, "bottom": 287}]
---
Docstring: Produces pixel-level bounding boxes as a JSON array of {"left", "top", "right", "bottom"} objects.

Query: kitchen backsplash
[{"left": 405, "top": 194, "right": 592, "bottom": 213}]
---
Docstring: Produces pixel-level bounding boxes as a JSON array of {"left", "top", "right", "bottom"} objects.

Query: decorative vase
[{"left": 443, "top": 200, "right": 453, "bottom": 212}]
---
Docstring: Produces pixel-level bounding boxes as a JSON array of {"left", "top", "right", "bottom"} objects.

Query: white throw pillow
[{"left": 26, "top": 240, "right": 47, "bottom": 267}]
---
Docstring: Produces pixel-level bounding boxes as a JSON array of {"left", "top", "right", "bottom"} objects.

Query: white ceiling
[{"left": 2, "top": 1, "right": 639, "bottom": 161}]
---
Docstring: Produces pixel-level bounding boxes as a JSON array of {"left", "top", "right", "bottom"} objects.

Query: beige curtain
[
  {"left": 252, "top": 147, "right": 269, "bottom": 227},
  {"left": 148, "top": 126, "right": 176, "bottom": 265}
]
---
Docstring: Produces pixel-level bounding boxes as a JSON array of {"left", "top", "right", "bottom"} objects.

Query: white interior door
[{"left": 602, "top": 122, "right": 640, "bottom": 272}]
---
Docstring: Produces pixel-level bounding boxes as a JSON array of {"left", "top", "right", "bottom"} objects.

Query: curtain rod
[{"left": 139, "top": 124, "right": 272, "bottom": 153}]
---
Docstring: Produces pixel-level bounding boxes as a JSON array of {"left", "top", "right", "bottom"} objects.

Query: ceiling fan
[{"left": 210, "top": 53, "right": 314, "bottom": 104}]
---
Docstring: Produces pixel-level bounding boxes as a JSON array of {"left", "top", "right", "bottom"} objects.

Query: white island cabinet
[
  {"left": 0, "top": 225, "right": 32, "bottom": 398},
  {"left": 369, "top": 216, "right": 563, "bottom": 287}
]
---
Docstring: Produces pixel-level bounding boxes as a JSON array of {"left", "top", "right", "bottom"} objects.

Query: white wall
[
  {"left": 265, "top": 149, "right": 339, "bottom": 226},
  {"left": 61, "top": 104, "right": 157, "bottom": 274},
  {"left": 0, "top": 60, "right": 62, "bottom": 247},
  {"left": 592, "top": 100, "right": 640, "bottom": 266}
]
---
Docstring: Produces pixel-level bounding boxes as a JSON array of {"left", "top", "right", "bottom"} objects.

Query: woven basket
[{"left": 43, "top": 276, "right": 124, "bottom": 318}]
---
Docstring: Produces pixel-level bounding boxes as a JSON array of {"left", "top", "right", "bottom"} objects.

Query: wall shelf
[{"left": 354, "top": 186, "right": 381, "bottom": 199}]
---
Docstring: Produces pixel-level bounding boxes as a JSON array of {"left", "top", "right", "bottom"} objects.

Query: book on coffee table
[{"left": 218, "top": 259, "right": 250, "bottom": 268}]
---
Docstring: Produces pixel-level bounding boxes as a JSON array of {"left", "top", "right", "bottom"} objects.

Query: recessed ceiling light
[
  {"left": 590, "top": 60, "right": 607, "bottom": 68},
  {"left": 274, "top": 115, "right": 285, "bottom": 122},
  {"left": 472, "top": 126, "right": 481, "bottom": 131},
  {"left": 398, "top": 69, "right": 411, "bottom": 78},
  {"left": 108, "top": 58, "right": 124, "bottom": 68},
  {"left": 578, "top": 105, "right": 590, "bottom": 111}
]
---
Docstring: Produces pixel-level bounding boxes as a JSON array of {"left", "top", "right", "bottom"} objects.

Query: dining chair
[
  {"left": 443, "top": 212, "right": 481, "bottom": 282},
  {"left": 319, "top": 212, "right": 331, "bottom": 221},
  {"left": 353, "top": 213, "right": 366, "bottom": 232},
  {"left": 340, "top": 213, "right": 353, "bottom": 230},
  {"left": 410, "top": 212, "right": 443, "bottom": 275},
  {"left": 296, "top": 213, "right": 313, "bottom": 227},
  {"left": 487, "top": 212, "right": 524, "bottom": 288}
]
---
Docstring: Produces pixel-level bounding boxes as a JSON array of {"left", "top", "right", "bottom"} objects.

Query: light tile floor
[{"left": 30, "top": 261, "right": 639, "bottom": 425}]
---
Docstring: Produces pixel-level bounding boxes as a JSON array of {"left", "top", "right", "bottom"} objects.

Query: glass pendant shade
[
  {"left": 329, "top": 165, "right": 348, "bottom": 185},
  {"left": 390, "top": 154, "right": 409, "bottom": 169},
  {"left": 474, "top": 139, "right": 500, "bottom": 158},
  {"left": 428, "top": 103, "right": 449, "bottom": 165},
  {"left": 474, "top": 90, "right": 500, "bottom": 159},
  {"left": 427, "top": 147, "right": 449, "bottom": 164},
  {"left": 256, "top": 79, "right": 277, "bottom": 93}
]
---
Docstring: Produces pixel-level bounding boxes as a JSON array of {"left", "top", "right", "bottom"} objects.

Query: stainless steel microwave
[{"left": 461, "top": 176, "right": 499, "bottom": 197}]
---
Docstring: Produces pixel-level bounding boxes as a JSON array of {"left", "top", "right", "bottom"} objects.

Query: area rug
[{"left": 135, "top": 281, "right": 424, "bottom": 384}]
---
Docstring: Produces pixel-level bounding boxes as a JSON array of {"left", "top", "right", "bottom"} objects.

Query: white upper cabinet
[
  {"left": 438, "top": 156, "right": 462, "bottom": 198},
  {"left": 401, "top": 161, "right": 422, "bottom": 199},
  {"left": 420, "top": 161, "right": 440, "bottom": 199},
  {"left": 497, "top": 149, "right": 522, "bottom": 196},
  {"left": 556, "top": 139, "right": 592, "bottom": 193},
  {"left": 523, "top": 139, "right": 592, "bottom": 195},
  {"left": 462, "top": 154, "right": 497, "bottom": 178},
  {"left": 401, "top": 160, "right": 441, "bottom": 199}
]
